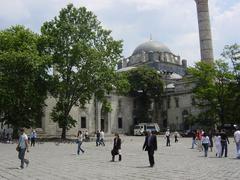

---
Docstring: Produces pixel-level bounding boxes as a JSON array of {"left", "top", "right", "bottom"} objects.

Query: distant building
[{"left": 40, "top": 40, "right": 200, "bottom": 137}]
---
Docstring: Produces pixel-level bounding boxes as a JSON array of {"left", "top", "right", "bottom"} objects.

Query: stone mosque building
[{"left": 40, "top": 0, "right": 214, "bottom": 137}]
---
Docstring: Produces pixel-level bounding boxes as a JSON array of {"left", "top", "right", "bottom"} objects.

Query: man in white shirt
[
  {"left": 100, "top": 130, "right": 105, "bottom": 146},
  {"left": 234, "top": 127, "right": 240, "bottom": 159},
  {"left": 17, "top": 128, "right": 29, "bottom": 169},
  {"left": 165, "top": 129, "right": 171, "bottom": 146}
]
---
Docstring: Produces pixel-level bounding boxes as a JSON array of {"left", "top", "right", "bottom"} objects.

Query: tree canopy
[
  {"left": 0, "top": 25, "right": 49, "bottom": 132},
  {"left": 40, "top": 4, "right": 123, "bottom": 139},
  {"left": 123, "top": 66, "right": 164, "bottom": 123},
  {"left": 188, "top": 57, "right": 238, "bottom": 126}
]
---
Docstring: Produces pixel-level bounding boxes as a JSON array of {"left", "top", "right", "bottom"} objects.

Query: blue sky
[{"left": 0, "top": 0, "right": 239, "bottom": 66}]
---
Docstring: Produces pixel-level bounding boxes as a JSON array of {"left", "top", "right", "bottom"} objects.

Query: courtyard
[{"left": 0, "top": 136, "right": 239, "bottom": 180}]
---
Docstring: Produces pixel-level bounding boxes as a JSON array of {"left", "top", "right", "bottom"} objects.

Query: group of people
[
  {"left": 95, "top": 130, "right": 105, "bottom": 146},
  {"left": 16, "top": 126, "right": 240, "bottom": 170},
  {"left": 164, "top": 129, "right": 180, "bottom": 146},
  {"left": 75, "top": 129, "right": 122, "bottom": 162},
  {"left": 191, "top": 127, "right": 240, "bottom": 158}
]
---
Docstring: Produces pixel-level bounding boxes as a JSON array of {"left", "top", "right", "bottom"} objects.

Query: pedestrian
[
  {"left": 77, "top": 130, "right": 85, "bottom": 155},
  {"left": 165, "top": 129, "right": 171, "bottom": 146},
  {"left": 174, "top": 131, "right": 179, "bottom": 143},
  {"left": 30, "top": 130, "right": 37, "bottom": 147},
  {"left": 220, "top": 129, "right": 229, "bottom": 157},
  {"left": 16, "top": 128, "right": 29, "bottom": 169},
  {"left": 191, "top": 130, "right": 196, "bottom": 149},
  {"left": 201, "top": 133, "right": 210, "bottom": 157},
  {"left": 208, "top": 130, "right": 213, "bottom": 152},
  {"left": 196, "top": 129, "right": 203, "bottom": 151},
  {"left": 233, "top": 127, "right": 240, "bottom": 159},
  {"left": 111, "top": 133, "right": 122, "bottom": 162},
  {"left": 100, "top": 130, "right": 105, "bottom": 146},
  {"left": 143, "top": 131, "right": 157, "bottom": 167},
  {"left": 214, "top": 132, "right": 222, "bottom": 158},
  {"left": 84, "top": 130, "right": 89, "bottom": 142},
  {"left": 96, "top": 130, "right": 100, "bottom": 146}
]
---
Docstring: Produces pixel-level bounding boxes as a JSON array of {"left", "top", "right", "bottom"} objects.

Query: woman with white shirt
[
  {"left": 77, "top": 130, "right": 85, "bottom": 155},
  {"left": 214, "top": 132, "right": 222, "bottom": 158},
  {"left": 201, "top": 133, "right": 210, "bottom": 157}
]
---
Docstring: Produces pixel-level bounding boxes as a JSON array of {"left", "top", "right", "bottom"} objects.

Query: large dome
[{"left": 132, "top": 40, "right": 171, "bottom": 56}]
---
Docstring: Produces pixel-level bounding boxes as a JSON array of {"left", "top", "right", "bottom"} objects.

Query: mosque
[{"left": 39, "top": 0, "right": 214, "bottom": 137}]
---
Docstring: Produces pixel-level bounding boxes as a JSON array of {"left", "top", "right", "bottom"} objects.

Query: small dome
[{"left": 132, "top": 40, "right": 171, "bottom": 56}]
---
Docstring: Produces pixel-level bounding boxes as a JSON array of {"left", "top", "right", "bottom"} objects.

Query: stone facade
[
  {"left": 40, "top": 0, "right": 216, "bottom": 136},
  {"left": 40, "top": 40, "right": 200, "bottom": 137},
  {"left": 41, "top": 94, "right": 134, "bottom": 137}
]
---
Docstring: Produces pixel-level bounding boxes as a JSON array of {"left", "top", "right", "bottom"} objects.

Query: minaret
[{"left": 195, "top": 0, "right": 214, "bottom": 63}]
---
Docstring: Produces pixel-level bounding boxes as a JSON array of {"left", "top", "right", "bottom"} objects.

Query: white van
[{"left": 133, "top": 123, "right": 160, "bottom": 136}]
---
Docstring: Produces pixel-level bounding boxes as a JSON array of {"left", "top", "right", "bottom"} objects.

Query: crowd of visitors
[{"left": 2, "top": 125, "right": 239, "bottom": 170}]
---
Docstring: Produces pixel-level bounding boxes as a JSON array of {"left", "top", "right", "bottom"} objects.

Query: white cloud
[
  {"left": 0, "top": 0, "right": 239, "bottom": 65},
  {"left": 211, "top": 1, "right": 240, "bottom": 60},
  {"left": 0, "top": 0, "right": 30, "bottom": 20}
]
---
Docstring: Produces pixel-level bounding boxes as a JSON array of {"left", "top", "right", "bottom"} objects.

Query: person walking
[
  {"left": 84, "top": 130, "right": 89, "bottom": 142},
  {"left": 77, "top": 130, "right": 84, "bottom": 155},
  {"left": 143, "top": 131, "right": 157, "bottom": 167},
  {"left": 208, "top": 130, "right": 213, "bottom": 152},
  {"left": 16, "top": 128, "right": 29, "bottom": 169},
  {"left": 191, "top": 130, "right": 196, "bottom": 149},
  {"left": 111, "top": 133, "right": 122, "bottom": 162},
  {"left": 220, "top": 129, "right": 229, "bottom": 157},
  {"left": 165, "top": 129, "right": 171, "bottom": 146},
  {"left": 201, "top": 133, "right": 210, "bottom": 157},
  {"left": 214, "top": 132, "right": 222, "bottom": 158},
  {"left": 196, "top": 129, "right": 203, "bottom": 151},
  {"left": 233, "top": 127, "right": 240, "bottom": 159},
  {"left": 174, "top": 131, "right": 179, "bottom": 143},
  {"left": 30, "top": 130, "right": 37, "bottom": 147},
  {"left": 100, "top": 130, "right": 105, "bottom": 146},
  {"left": 96, "top": 130, "right": 100, "bottom": 146}
]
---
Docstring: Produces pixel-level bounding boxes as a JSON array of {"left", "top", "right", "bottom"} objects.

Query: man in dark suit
[
  {"left": 143, "top": 131, "right": 157, "bottom": 167},
  {"left": 111, "top": 133, "right": 122, "bottom": 161}
]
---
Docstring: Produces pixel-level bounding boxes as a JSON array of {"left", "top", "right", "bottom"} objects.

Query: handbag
[{"left": 16, "top": 146, "right": 20, "bottom": 152}]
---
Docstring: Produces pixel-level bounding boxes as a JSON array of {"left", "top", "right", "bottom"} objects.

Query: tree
[
  {"left": 0, "top": 25, "right": 49, "bottom": 134},
  {"left": 124, "top": 66, "right": 164, "bottom": 123},
  {"left": 222, "top": 44, "right": 240, "bottom": 78},
  {"left": 221, "top": 44, "right": 240, "bottom": 124},
  {"left": 188, "top": 60, "right": 234, "bottom": 126},
  {"left": 40, "top": 4, "right": 123, "bottom": 139}
]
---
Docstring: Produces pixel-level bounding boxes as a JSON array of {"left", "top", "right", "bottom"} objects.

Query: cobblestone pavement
[{"left": 0, "top": 136, "right": 239, "bottom": 180}]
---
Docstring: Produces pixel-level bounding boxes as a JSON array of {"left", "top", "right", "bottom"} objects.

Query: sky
[{"left": 0, "top": 0, "right": 239, "bottom": 66}]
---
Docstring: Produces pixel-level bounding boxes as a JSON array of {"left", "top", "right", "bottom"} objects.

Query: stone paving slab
[{"left": 0, "top": 136, "right": 239, "bottom": 180}]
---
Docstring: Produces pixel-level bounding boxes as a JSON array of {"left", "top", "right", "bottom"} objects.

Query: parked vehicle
[
  {"left": 180, "top": 129, "right": 194, "bottom": 137},
  {"left": 133, "top": 123, "right": 160, "bottom": 136}
]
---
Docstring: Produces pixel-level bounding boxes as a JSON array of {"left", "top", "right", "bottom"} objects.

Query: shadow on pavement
[
  {"left": 135, "top": 166, "right": 151, "bottom": 168},
  {"left": 6, "top": 167, "right": 20, "bottom": 170}
]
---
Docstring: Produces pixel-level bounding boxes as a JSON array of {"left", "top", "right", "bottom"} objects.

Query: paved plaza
[{"left": 0, "top": 136, "right": 239, "bottom": 180}]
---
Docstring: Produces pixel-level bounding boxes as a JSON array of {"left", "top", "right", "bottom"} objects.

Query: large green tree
[
  {"left": 0, "top": 25, "right": 49, "bottom": 133},
  {"left": 40, "top": 4, "right": 123, "bottom": 139},
  {"left": 124, "top": 66, "right": 164, "bottom": 123},
  {"left": 188, "top": 60, "right": 234, "bottom": 126},
  {"left": 221, "top": 44, "right": 240, "bottom": 124}
]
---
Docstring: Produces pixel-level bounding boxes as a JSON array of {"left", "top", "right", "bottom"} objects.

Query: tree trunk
[
  {"left": 61, "top": 126, "right": 66, "bottom": 139},
  {"left": 13, "top": 126, "right": 19, "bottom": 139}
]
